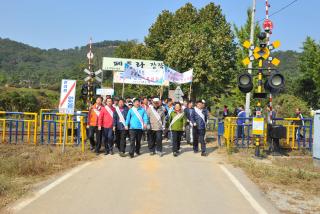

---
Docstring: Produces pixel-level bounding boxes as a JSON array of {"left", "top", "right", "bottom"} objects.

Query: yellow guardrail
[
  {"left": 40, "top": 112, "right": 87, "bottom": 152},
  {"left": 0, "top": 111, "right": 38, "bottom": 144},
  {"left": 223, "top": 116, "right": 312, "bottom": 150},
  {"left": 223, "top": 117, "right": 267, "bottom": 150}
]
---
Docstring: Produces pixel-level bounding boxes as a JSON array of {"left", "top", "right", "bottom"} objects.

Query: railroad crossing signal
[
  {"left": 238, "top": 32, "right": 284, "bottom": 98},
  {"left": 242, "top": 37, "right": 281, "bottom": 67},
  {"left": 83, "top": 68, "right": 103, "bottom": 82}
]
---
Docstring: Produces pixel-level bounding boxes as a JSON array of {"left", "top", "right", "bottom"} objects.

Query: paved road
[{"left": 11, "top": 142, "right": 278, "bottom": 214}]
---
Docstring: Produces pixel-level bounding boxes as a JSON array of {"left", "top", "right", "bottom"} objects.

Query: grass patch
[
  {"left": 225, "top": 149, "right": 320, "bottom": 213},
  {"left": 0, "top": 144, "right": 96, "bottom": 209}
]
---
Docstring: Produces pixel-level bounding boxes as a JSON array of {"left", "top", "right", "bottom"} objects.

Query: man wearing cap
[
  {"left": 98, "top": 98, "right": 115, "bottom": 155},
  {"left": 125, "top": 99, "right": 149, "bottom": 158},
  {"left": 114, "top": 98, "right": 129, "bottom": 157},
  {"left": 147, "top": 97, "right": 166, "bottom": 156},
  {"left": 191, "top": 100, "right": 209, "bottom": 156}
]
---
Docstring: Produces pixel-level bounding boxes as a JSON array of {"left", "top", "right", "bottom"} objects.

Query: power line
[{"left": 256, "top": 0, "right": 298, "bottom": 23}]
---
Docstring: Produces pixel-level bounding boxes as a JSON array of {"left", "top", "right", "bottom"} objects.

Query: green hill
[{"left": 0, "top": 38, "right": 125, "bottom": 89}]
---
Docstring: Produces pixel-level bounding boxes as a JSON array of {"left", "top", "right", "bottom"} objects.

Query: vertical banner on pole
[{"left": 59, "top": 79, "right": 77, "bottom": 114}]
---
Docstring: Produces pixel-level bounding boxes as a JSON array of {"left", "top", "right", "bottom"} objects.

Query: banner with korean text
[
  {"left": 164, "top": 67, "right": 193, "bottom": 84},
  {"left": 113, "top": 64, "right": 169, "bottom": 86}
]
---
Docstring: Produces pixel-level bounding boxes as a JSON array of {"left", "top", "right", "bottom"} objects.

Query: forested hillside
[{"left": 0, "top": 38, "right": 125, "bottom": 89}]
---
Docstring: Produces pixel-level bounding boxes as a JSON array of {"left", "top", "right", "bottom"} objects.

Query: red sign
[{"left": 263, "top": 19, "right": 273, "bottom": 31}]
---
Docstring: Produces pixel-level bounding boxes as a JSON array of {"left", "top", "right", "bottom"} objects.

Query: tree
[
  {"left": 296, "top": 37, "right": 320, "bottom": 108},
  {"left": 233, "top": 8, "right": 261, "bottom": 69},
  {"left": 116, "top": 3, "right": 237, "bottom": 101}
]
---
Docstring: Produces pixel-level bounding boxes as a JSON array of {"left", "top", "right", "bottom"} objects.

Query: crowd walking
[{"left": 87, "top": 96, "right": 210, "bottom": 157}]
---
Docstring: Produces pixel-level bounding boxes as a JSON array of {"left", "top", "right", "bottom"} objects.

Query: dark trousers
[
  {"left": 88, "top": 126, "right": 99, "bottom": 149},
  {"left": 185, "top": 124, "right": 193, "bottom": 144},
  {"left": 148, "top": 130, "right": 163, "bottom": 152},
  {"left": 193, "top": 128, "right": 206, "bottom": 153},
  {"left": 237, "top": 125, "right": 244, "bottom": 139},
  {"left": 172, "top": 131, "right": 183, "bottom": 153},
  {"left": 129, "top": 129, "right": 143, "bottom": 155},
  {"left": 115, "top": 129, "right": 127, "bottom": 153},
  {"left": 101, "top": 128, "right": 114, "bottom": 153}
]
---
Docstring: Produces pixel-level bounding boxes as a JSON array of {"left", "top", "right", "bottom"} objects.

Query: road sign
[
  {"left": 173, "top": 86, "right": 184, "bottom": 102},
  {"left": 59, "top": 79, "right": 76, "bottom": 114},
  {"left": 96, "top": 88, "right": 114, "bottom": 96},
  {"left": 252, "top": 117, "right": 264, "bottom": 135}
]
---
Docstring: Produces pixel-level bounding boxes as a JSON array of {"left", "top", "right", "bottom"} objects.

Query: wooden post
[
  {"left": 189, "top": 82, "right": 192, "bottom": 100},
  {"left": 121, "top": 81, "right": 125, "bottom": 98},
  {"left": 160, "top": 85, "right": 163, "bottom": 99}
]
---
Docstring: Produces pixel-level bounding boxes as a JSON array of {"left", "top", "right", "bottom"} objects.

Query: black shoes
[
  {"left": 129, "top": 153, "right": 134, "bottom": 158},
  {"left": 119, "top": 152, "right": 126, "bottom": 157},
  {"left": 173, "top": 152, "right": 178, "bottom": 157},
  {"left": 150, "top": 151, "right": 156, "bottom": 156},
  {"left": 201, "top": 152, "right": 207, "bottom": 157}
]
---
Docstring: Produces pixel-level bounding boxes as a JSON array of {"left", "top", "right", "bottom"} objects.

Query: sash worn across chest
[
  {"left": 169, "top": 112, "right": 184, "bottom": 130},
  {"left": 132, "top": 107, "right": 144, "bottom": 127},
  {"left": 151, "top": 107, "right": 162, "bottom": 125},
  {"left": 115, "top": 107, "right": 126, "bottom": 126},
  {"left": 105, "top": 106, "right": 113, "bottom": 118},
  {"left": 195, "top": 107, "right": 205, "bottom": 123}
]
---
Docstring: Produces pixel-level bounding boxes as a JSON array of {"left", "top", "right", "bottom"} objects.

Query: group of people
[{"left": 87, "top": 96, "right": 209, "bottom": 158}]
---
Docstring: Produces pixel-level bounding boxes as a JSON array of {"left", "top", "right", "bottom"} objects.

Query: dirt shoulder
[
  {"left": 219, "top": 148, "right": 320, "bottom": 214},
  {"left": 0, "top": 144, "right": 96, "bottom": 211}
]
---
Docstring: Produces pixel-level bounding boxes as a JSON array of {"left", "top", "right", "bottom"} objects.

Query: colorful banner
[
  {"left": 103, "top": 57, "right": 164, "bottom": 71},
  {"left": 113, "top": 65, "right": 169, "bottom": 86},
  {"left": 164, "top": 67, "right": 193, "bottom": 84}
]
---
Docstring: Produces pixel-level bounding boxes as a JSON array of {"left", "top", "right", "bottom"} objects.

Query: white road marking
[
  {"left": 219, "top": 165, "right": 268, "bottom": 214},
  {"left": 11, "top": 162, "right": 92, "bottom": 212}
]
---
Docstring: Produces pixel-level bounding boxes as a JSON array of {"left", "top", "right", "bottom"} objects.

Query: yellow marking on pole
[
  {"left": 242, "top": 57, "right": 251, "bottom": 66},
  {"left": 27, "top": 121, "right": 30, "bottom": 144},
  {"left": 292, "top": 124, "right": 296, "bottom": 149},
  {"left": 272, "top": 40, "right": 281, "bottom": 48},
  {"left": 34, "top": 113, "right": 37, "bottom": 145},
  {"left": 271, "top": 58, "right": 280, "bottom": 66},
  {"left": 2, "top": 120, "right": 5, "bottom": 143},
  {"left": 80, "top": 116, "right": 85, "bottom": 153},
  {"left": 71, "top": 118, "right": 74, "bottom": 145},
  {"left": 243, "top": 40, "right": 251, "bottom": 49},
  {"left": 59, "top": 119, "right": 62, "bottom": 145}
]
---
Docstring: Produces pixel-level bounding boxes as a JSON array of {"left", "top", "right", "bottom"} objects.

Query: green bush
[{"left": 273, "top": 94, "right": 310, "bottom": 118}]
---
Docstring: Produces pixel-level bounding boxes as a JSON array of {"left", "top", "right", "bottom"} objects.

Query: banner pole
[
  {"left": 112, "top": 70, "right": 115, "bottom": 90},
  {"left": 189, "top": 82, "right": 192, "bottom": 101},
  {"left": 160, "top": 85, "right": 163, "bottom": 99},
  {"left": 121, "top": 81, "right": 125, "bottom": 98}
]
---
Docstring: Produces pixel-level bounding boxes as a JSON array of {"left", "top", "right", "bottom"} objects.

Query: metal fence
[
  {"left": 218, "top": 116, "right": 313, "bottom": 150},
  {"left": 0, "top": 111, "right": 38, "bottom": 144}
]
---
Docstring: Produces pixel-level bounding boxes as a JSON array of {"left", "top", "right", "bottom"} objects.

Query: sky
[{"left": 0, "top": 0, "right": 319, "bottom": 51}]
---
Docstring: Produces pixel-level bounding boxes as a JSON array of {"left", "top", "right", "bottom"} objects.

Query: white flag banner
[
  {"left": 180, "top": 69, "right": 193, "bottom": 84},
  {"left": 114, "top": 64, "right": 167, "bottom": 86},
  {"left": 102, "top": 57, "right": 164, "bottom": 71},
  {"left": 164, "top": 67, "right": 193, "bottom": 84}
]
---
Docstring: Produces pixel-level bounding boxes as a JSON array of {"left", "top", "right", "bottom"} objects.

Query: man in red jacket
[
  {"left": 87, "top": 96, "right": 103, "bottom": 151},
  {"left": 98, "top": 98, "right": 115, "bottom": 155}
]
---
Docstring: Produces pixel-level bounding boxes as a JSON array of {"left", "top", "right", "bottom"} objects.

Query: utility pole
[{"left": 245, "top": 0, "right": 256, "bottom": 117}]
